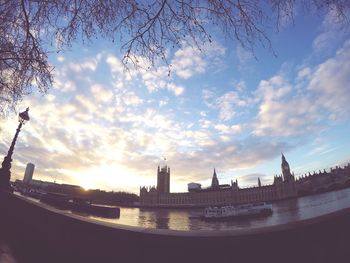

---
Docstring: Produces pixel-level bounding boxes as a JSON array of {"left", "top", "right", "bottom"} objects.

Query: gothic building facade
[
  {"left": 139, "top": 154, "right": 350, "bottom": 207},
  {"left": 157, "top": 165, "right": 170, "bottom": 194}
]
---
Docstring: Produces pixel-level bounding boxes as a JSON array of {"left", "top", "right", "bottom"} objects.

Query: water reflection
[
  {"left": 154, "top": 210, "right": 170, "bottom": 229},
  {"left": 271, "top": 198, "right": 300, "bottom": 224},
  {"left": 137, "top": 210, "right": 157, "bottom": 229},
  {"left": 90, "top": 188, "right": 350, "bottom": 231},
  {"left": 168, "top": 210, "right": 189, "bottom": 231}
]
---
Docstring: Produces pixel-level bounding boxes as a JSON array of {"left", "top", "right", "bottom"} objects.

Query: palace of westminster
[{"left": 139, "top": 154, "right": 350, "bottom": 207}]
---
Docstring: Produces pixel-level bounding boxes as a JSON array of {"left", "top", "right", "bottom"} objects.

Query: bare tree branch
[{"left": 0, "top": 0, "right": 349, "bottom": 114}]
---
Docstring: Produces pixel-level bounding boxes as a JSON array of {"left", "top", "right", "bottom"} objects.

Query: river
[
  {"left": 2, "top": 188, "right": 350, "bottom": 262},
  {"left": 89, "top": 187, "right": 350, "bottom": 231}
]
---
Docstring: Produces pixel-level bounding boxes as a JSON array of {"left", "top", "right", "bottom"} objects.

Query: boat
[
  {"left": 1, "top": 192, "right": 350, "bottom": 262},
  {"left": 40, "top": 192, "right": 120, "bottom": 218},
  {"left": 202, "top": 202, "right": 273, "bottom": 220}
]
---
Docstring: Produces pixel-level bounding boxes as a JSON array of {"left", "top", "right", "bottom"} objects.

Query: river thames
[
  {"left": 2, "top": 188, "right": 350, "bottom": 262},
  {"left": 89, "top": 187, "right": 350, "bottom": 231}
]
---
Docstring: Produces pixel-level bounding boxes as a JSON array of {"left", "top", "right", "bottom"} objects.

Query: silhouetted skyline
[{"left": 0, "top": 10, "right": 350, "bottom": 194}]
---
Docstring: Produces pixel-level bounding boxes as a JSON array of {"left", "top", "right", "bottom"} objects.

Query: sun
[
  {"left": 80, "top": 179, "right": 95, "bottom": 191},
  {"left": 73, "top": 164, "right": 142, "bottom": 193},
  {"left": 75, "top": 170, "right": 98, "bottom": 190}
]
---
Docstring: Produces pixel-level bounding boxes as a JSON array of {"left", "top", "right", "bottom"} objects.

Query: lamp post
[{"left": 0, "top": 107, "right": 30, "bottom": 192}]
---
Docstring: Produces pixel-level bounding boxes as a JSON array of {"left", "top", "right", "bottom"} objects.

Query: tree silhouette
[{"left": 0, "top": 0, "right": 349, "bottom": 113}]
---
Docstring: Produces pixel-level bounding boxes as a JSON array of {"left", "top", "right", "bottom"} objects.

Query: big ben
[{"left": 281, "top": 153, "right": 294, "bottom": 182}]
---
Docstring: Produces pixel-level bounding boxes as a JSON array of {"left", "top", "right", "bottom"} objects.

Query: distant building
[
  {"left": 23, "top": 163, "right": 35, "bottom": 184},
  {"left": 139, "top": 155, "right": 350, "bottom": 207},
  {"left": 15, "top": 178, "right": 84, "bottom": 197},
  {"left": 211, "top": 168, "right": 219, "bottom": 189},
  {"left": 157, "top": 165, "right": 170, "bottom": 194},
  {"left": 188, "top": 183, "right": 201, "bottom": 192}
]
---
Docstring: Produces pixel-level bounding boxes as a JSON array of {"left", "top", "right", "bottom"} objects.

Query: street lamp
[{"left": 0, "top": 107, "right": 30, "bottom": 192}]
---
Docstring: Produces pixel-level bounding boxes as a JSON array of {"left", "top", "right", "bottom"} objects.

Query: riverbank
[{"left": 1, "top": 191, "right": 350, "bottom": 262}]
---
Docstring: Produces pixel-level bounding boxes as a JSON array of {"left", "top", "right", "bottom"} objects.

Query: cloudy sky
[{"left": 1, "top": 7, "right": 350, "bottom": 193}]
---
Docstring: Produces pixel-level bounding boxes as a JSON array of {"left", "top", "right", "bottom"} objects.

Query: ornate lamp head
[{"left": 18, "top": 107, "right": 30, "bottom": 124}]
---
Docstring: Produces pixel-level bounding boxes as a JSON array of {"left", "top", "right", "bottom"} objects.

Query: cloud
[
  {"left": 253, "top": 74, "right": 322, "bottom": 137},
  {"left": 62, "top": 80, "right": 77, "bottom": 92},
  {"left": 90, "top": 84, "right": 113, "bottom": 103},
  {"left": 126, "top": 61, "right": 186, "bottom": 96},
  {"left": 254, "top": 96, "right": 321, "bottom": 137},
  {"left": 255, "top": 75, "right": 292, "bottom": 101},
  {"left": 202, "top": 88, "right": 250, "bottom": 121},
  {"left": 253, "top": 39, "right": 350, "bottom": 138},
  {"left": 236, "top": 173, "right": 268, "bottom": 187},
  {"left": 74, "top": 94, "right": 99, "bottom": 115},
  {"left": 202, "top": 89, "right": 216, "bottom": 108},
  {"left": 159, "top": 99, "right": 168, "bottom": 107},
  {"left": 5, "top": 83, "right": 293, "bottom": 193},
  {"left": 309, "top": 39, "right": 350, "bottom": 120},
  {"left": 171, "top": 41, "right": 225, "bottom": 79},
  {"left": 122, "top": 91, "right": 143, "bottom": 106},
  {"left": 217, "top": 91, "right": 249, "bottom": 121},
  {"left": 236, "top": 45, "right": 254, "bottom": 65},
  {"left": 106, "top": 55, "right": 124, "bottom": 75},
  {"left": 105, "top": 42, "right": 224, "bottom": 98},
  {"left": 3, "top": 36, "right": 350, "bottom": 194},
  {"left": 135, "top": 42, "right": 224, "bottom": 96},
  {"left": 164, "top": 134, "right": 295, "bottom": 190},
  {"left": 57, "top": 56, "right": 65, "bottom": 62},
  {"left": 312, "top": 10, "right": 349, "bottom": 53},
  {"left": 296, "top": 67, "right": 311, "bottom": 81},
  {"left": 198, "top": 119, "right": 211, "bottom": 129},
  {"left": 166, "top": 83, "right": 185, "bottom": 96},
  {"left": 67, "top": 59, "right": 99, "bottom": 73},
  {"left": 171, "top": 46, "right": 206, "bottom": 79},
  {"left": 214, "top": 124, "right": 242, "bottom": 135}
]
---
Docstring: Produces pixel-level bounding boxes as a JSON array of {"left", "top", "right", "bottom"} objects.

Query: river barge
[
  {"left": 1, "top": 191, "right": 350, "bottom": 263},
  {"left": 40, "top": 192, "right": 120, "bottom": 218},
  {"left": 203, "top": 202, "right": 273, "bottom": 221}
]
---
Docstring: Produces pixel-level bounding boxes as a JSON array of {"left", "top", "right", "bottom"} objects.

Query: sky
[{"left": 1, "top": 6, "right": 350, "bottom": 194}]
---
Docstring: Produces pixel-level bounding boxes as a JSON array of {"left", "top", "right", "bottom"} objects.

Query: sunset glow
[{"left": 1, "top": 10, "right": 350, "bottom": 194}]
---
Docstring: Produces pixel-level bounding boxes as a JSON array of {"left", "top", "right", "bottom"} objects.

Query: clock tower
[
  {"left": 157, "top": 165, "right": 170, "bottom": 194},
  {"left": 281, "top": 153, "right": 294, "bottom": 182}
]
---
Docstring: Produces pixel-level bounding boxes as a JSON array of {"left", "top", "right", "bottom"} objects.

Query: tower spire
[
  {"left": 281, "top": 153, "right": 294, "bottom": 182},
  {"left": 157, "top": 158, "right": 170, "bottom": 194},
  {"left": 282, "top": 152, "right": 286, "bottom": 162},
  {"left": 211, "top": 168, "right": 219, "bottom": 188}
]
